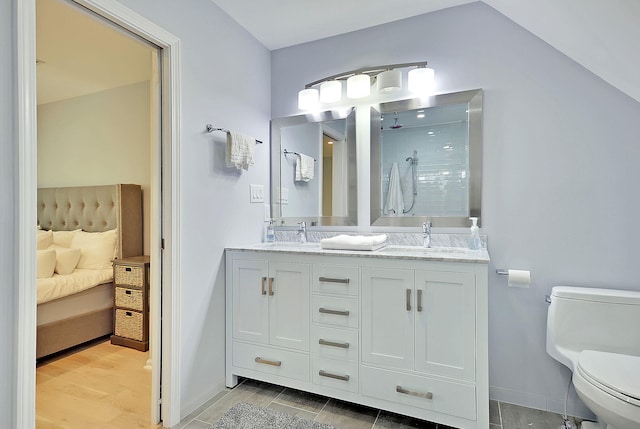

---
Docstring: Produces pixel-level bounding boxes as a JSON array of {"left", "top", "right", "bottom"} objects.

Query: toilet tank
[{"left": 546, "top": 286, "right": 640, "bottom": 371}]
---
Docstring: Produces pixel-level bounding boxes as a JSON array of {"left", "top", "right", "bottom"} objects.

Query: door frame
[{"left": 16, "top": 0, "right": 182, "bottom": 427}]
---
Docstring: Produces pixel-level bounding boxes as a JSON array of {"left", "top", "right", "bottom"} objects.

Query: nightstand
[{"left": 111, "top": 255, "right": 150, "bottom": 351}]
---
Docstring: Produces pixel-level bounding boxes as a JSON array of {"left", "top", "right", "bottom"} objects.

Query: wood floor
[{"left": 36, "top": 337, "right": 159, "bottom": 429}]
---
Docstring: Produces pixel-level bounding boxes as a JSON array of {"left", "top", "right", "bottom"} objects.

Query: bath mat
[{"left": 210, "top": 402, "right": 338, "bottom": 429}]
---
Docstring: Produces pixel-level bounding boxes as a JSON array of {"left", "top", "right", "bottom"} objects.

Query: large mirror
[
  {"left": 370, "top": 89, "right": 483, "bottom": 227},
  {"left": 271, "top": 108, "right": 357, "bottom": 226}
]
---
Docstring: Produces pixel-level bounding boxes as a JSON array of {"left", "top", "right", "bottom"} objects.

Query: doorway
[
  {"left": 17, "top": 0, "right": 182, "bottom": 427},
  {"left": 36, "top": 0, "right": 157, "bottom": 424}
]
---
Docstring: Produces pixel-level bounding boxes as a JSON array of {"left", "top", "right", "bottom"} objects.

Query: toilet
[{"left": 546, "top": 286, "right": 640, "bottom": 429}]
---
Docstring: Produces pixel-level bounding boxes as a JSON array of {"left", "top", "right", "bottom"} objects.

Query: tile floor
[{"left": 174, "top": 378, "right": 586, "bottom": 429}]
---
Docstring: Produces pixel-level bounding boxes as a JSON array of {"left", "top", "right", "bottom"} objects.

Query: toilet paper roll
[{"left": 507, "top": 269, "right": 531, "bottom": 288}]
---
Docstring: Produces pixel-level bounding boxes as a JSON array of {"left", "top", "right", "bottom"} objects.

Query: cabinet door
[
  {"left": 362, "top": 267, "right": 414, "bottom": 370},
  {"left": 268, "top": 262, "right": 310, "bottom": 351},
  {"left": 232, "top": 259, "right": 269, "bottom": 344},
  {"left": 414, "top": 270, "right": 476, "bottom": 381}
]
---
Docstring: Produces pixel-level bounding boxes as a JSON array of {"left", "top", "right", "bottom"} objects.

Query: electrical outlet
[
  {"left": 280, "top": 187, "right": 289, "bottom": 204},
  {"left": 250, "top": 184, "right": 264, "bottom": 203}
]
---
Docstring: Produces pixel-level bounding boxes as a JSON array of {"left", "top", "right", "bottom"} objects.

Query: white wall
[
  {"left": 271, "top": 2, "right": 640, "bottom": 418},
  {"left": 2, "top": 0, "right": 17, "bottom": 426},
  {"left": 37, "top": 81, "right": 152, "bottom": 254}
]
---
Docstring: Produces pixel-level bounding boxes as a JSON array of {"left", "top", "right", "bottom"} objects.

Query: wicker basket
[
  {"left": 115, "top": 287, "right": 143, "bottom": 311},
  {"left": 114, "top": 265, "right": 144, "bottom": 287},
  {"left": 114, "top": 309, "right": 143, "bottom": 341}
]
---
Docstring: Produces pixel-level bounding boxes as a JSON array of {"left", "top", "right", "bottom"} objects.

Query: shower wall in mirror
[
  {"left": 271, "top": 108, "right": 357, "bottom": 226},
  {"left": 371, "top": 89, "right": 483, "bottom": 227}
]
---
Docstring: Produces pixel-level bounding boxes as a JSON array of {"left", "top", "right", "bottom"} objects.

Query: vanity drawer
[
  {"left": 312, "top": 295, "right": 359, "bottom": 329},
  {"left": 310, "top": 325, "right": 358, "bottom": 362},
  {"left": 312, "top": 357, "right": 359, "bottom": 393},
  {"left": 361, "top": 365, "right": 476, "bottom": 420},
  {"left": 232, "top": 341, "right": 309, "bottom": 382},
  {"left": 313, "top": 265, "right": 359, "bottom": 296}
]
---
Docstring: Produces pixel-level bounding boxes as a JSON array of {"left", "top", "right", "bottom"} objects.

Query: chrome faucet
[
  {"left": 297, "top": 221, "right": 307, "bottom": 244},
  {"left": 422, "top": 221, "right": 432, "bottom": 248}
]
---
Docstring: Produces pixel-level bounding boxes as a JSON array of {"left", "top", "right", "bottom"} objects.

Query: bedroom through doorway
[{"left": 35, "top": 0, "right": 162, "bottom": 426}]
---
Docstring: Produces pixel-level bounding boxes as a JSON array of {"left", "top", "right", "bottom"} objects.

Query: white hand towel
[
  {"left": 226, "top": 131, "right": 255, "bottom": 170},
  {"left": 384, "top": 162, "right": 404, "bottom": 215},
  {"left": 320, "top": 234, "right": 388, "bottom": 251},
  {"left": 295, "top": 153, "right": 315, "bottom": 182}
]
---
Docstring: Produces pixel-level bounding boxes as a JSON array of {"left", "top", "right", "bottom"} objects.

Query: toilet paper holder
[{"left": 495, "top": 268, "right": 531, "bottom": 288}]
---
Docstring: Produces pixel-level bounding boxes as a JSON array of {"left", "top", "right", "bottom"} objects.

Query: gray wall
[
  {"left": 271, "top": 2, "right": 640, "bottom": 417},
  {"left": 6, "top": 0, "right": 271, "bottom": 423},
  {"left": 3, "top": 0, "right": 16, "bottom": 426}
]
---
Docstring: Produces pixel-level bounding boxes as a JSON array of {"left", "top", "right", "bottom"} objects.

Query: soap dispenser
[
  {"left": 265, "top": 219, "right": 275, "bottom": 243},
  {"left": 468, "top": 217, "right": 482, "bottom": 250}
]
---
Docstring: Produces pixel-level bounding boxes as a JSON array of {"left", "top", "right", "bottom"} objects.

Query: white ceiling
[
  {"left": 36, "top": 0, "right": 154, "bottom": 105},
  {"left": 211, "top": 0, "right": 640, "bottom": 103}
]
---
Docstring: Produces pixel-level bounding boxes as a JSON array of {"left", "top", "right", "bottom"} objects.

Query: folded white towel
[
  {"left": 384, "top": 162, "right": 404, "bottom": 215},
  {"left": 320, "top": 234, "right": 388, "bottom": 251},
  {"left": 226, "top": 131, "right": 255, "bottom": 170},
  {"left": 295, "top": 153, "right": 315, "bottom": 182}
]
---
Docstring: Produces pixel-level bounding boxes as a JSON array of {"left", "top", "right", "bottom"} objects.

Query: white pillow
[
  {"left": 36, "top": 249, "right": 56, "bottom": 279},
  {"left": 52, "top": 229, "right": 81, "bottom": 248},
  {"left": 37, "top": 230, "right": 53, "bottom": 250},
  {"left": 53, "top": 247, "right": 81, "bottom": 275},
  {"left": 72, "top": 229, "right": 118, "bottom": 270}
]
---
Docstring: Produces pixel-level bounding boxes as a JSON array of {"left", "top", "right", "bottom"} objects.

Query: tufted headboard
[{"left": 37, "top": 184, "right": 143, "bottom": 259}]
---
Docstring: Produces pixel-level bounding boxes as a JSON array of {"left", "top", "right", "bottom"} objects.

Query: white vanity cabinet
[{"left": 226, "top": 246, "right": 489, "bottom": 429}]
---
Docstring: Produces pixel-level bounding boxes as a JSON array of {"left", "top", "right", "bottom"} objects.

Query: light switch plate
[{"left": 250, "top": 184, "right": 264, "bottom": 203}]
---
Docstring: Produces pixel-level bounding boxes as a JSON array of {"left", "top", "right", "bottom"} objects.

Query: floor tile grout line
[
  {"left": 270, "top": 398, "right": 324, "bottom": 416},
  {"left": 498, "top": 400, "right": 503, "bottom": 427},
  {"left": 313, "top": 397, "right": 331, "bottom": 421},
  {"left": 370, "top": 409, "right": 381, "bottom": 428}
]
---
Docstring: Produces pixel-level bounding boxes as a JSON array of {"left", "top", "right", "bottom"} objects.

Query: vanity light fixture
[{"left": 297, "top": 61, "right": 434, "bottom": 110}]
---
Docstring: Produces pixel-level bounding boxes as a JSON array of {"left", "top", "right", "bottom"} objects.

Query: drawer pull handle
[
  {"left": 396, "top": 385, "right": 433, "bottom": 400},
  {"left": 319, "top": 339, "right": 350, "bottom": 349},
  {"left": 319, "top": 308, "right": 350, "bottom": 316},
  {"left": 417, "top": 289, "right": 423, "bottom": 312},
  {"left": 261, "top": 277, "right": 267, "bottom": 295},
  {"left": 268, "top": 277, "right": 274, "bottom": 296},
  {"left": 406, "top": 289, "right": 412, "bottom": 311},
  {"left": 125, "top": 290, "right": 132, "bottom": 295},
  {"left": 318, "top": 276, "right": 350, "bottom": 284},
  {"left": 125, "top": 267, "right": 132, "bottom": 272},
  {"left": 254, "top": 357, "right": 281, "bottom": 367},
  {"left": 319, "top": 370, "right": 349, "bottom": 382},
  {"left": 125, "top": 311, "right": 133, "bottom": 317}
]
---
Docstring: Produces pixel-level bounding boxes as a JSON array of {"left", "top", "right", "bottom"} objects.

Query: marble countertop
[{"left": 226, "top": 242, "right": 490, "bottom": 263}]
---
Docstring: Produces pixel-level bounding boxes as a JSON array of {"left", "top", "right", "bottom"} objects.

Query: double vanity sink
[{"left": 229, "top": 241, "right": 489, "bottom": 263}]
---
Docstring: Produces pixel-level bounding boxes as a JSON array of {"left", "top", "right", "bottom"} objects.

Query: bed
[{"left": 36, "top": 184, "right": 143, "bottom": 359}]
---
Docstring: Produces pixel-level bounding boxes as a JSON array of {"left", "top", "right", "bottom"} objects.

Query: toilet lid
[{"left": 578, "top": 350, "right": 640, "bottom": 404}]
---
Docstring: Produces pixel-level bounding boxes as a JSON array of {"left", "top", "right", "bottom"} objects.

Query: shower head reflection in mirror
[{"left": 371, "top": 89, "right": 483, "bottom": 228}]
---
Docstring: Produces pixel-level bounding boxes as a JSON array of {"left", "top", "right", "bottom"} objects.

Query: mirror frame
[
  {"left": 270, "top": 108, "right": 357, "bottom": 226},
  {"left": 370, "top": 89, "right": 483, "bottom": 227}
]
